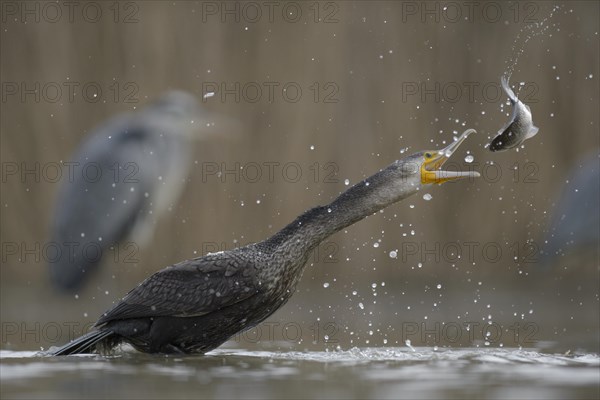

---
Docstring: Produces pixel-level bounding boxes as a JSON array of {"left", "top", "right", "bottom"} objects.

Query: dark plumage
[{"left": 51, "top": 134, "right": 479, "bottom": 356}]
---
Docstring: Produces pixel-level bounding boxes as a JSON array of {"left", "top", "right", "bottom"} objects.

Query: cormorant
[{"left": 50, "top": 129, "right": 479, "bottom": 355}]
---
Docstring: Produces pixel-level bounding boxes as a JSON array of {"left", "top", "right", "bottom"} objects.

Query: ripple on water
[
  {"left": 212, "top": 347, "right": 599, "bottom": 367},
  {"left": 1, "top": 347, "right": 598, "bottom": 397}
]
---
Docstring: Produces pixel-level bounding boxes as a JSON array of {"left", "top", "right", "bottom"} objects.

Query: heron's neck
[{"left": 262, "top": 162, "right": 418, "bottom": 263}]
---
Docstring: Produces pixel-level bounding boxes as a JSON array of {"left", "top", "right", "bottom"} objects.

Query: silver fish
[{"left": 489, "top": 76, "right": 539, "bottom": 152}]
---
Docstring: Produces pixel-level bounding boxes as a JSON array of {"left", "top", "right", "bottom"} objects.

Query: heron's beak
[
  {"left": 420, "top": 128, "right": 480, "bottom": 185},
  {"left": 195, "top": 112, "right": 243, "bottom": 140}
]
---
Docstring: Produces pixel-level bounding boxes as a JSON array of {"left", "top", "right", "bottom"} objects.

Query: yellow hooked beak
[{"left": 420, "top": 128, "right": 480, "bottom": 185}]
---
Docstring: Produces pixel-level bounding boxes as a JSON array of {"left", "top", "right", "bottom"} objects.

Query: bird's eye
[{"left": 425, "top": 152, "right": 432, "bottom": 159}]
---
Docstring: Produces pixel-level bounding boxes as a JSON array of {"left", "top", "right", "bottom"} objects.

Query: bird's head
[
  {"left": 144, "top": 90, "right": 241, "bottom": 140},
  {"left": 417, "top": 128, "right": 480, "bottom": 185},
  {"left": 351, "top": 129, "right": 480, "bottom": 208}
]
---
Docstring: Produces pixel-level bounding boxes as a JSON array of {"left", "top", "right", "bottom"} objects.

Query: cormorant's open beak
[{"left": 420, "top": 128, "right": 480, "bottom": 185}]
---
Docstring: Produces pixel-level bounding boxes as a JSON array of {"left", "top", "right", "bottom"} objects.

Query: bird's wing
[{"left": 95, "top": 251, "right": 259, "bottom": 325}]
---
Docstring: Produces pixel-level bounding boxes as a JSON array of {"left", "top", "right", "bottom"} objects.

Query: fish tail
[{"left": 501, "top": 75, "right": 518, "bottom": 103}]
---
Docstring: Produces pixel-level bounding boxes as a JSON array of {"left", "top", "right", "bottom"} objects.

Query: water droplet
[
  {"left": 310, "top": 145, "right": 315, "bottom": 150},
  {"left": 464, "top": 154, "right": 474, "bottom": 163},
  {"left": 389, "top": 250, "right": 398, "bottom": 258},
  {"left": 373, "top": 242, "right": 379, "bottom": 248},
  {"left": 423, "top": 193, "right": 433, "bottom": 201},
  {"left": 437, "top": 284, "right": 442, "bottom": 289},
  {"left": 358, "top": 302, "right": 364, "bottom": 310},
  {"left": 323, "top": 282, "right": 330, "bottom": 288},
  {"left": 344, "top": 179, "right": 350, "bottom": 186}
]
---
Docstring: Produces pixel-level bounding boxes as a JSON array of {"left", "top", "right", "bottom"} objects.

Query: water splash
[{"left": 505, "top": 5, "right": 561, "bottom": 82}]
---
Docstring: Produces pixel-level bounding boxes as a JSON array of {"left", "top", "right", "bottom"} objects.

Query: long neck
[{"left": 261, "top": 160, "right": 419, "bottom": 259}]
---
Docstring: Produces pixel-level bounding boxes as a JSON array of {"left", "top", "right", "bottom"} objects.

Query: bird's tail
[{"left": 49, "top": 329, "right": 116, "bottom": 356}]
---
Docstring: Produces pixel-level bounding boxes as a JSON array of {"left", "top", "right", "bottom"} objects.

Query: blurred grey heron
[
  {"left": 543, "top": 153, "right": 600, "bottom": 265},
  {"left": 49, "top": 91, "right": 216, "bottom": 292}
]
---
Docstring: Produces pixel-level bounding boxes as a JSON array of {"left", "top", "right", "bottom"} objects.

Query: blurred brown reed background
[{"left": 1, "top": 1, "right": 598, "bottom": 351}]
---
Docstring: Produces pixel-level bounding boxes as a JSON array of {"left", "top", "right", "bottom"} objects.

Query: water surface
[{"left": 1, "top": 347, "right": 598, "bottom": 399}]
